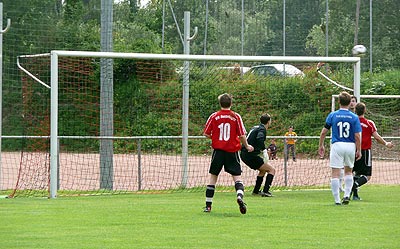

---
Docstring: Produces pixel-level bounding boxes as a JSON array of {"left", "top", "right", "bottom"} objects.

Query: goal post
[
  {"left": 50, "top": 51, "right": 58, "bottom": 198},
  {"left": 47, "top": 50, "right": 361, "bottom": 198}
]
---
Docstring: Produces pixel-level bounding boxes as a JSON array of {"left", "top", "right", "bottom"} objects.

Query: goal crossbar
[
  {"left": 331, "top": 94, "right": 400, "bottom": 112},
  {"left": 51, "top": 50, "right": 361, "bottom": 63}
]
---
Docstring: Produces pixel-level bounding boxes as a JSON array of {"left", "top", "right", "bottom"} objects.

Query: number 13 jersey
[{"left": 324, "top": 108, "right": 362, "bottom": 144}]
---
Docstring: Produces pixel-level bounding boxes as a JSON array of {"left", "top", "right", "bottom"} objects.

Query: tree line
[{"left": 2, "top": 0, "right": 399, "bottom": 69}]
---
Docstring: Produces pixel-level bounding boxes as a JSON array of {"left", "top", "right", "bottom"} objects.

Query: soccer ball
[{"left": 352, "top": 45, "right": 367, "bottom": 56}]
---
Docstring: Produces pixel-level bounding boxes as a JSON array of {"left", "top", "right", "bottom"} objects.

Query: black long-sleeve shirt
[{"left": 241, "top": 124, "right": 266, "bottom": 155}]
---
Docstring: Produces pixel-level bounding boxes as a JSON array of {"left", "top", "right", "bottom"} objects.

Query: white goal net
[{"left": 7, "top": 51, "right": 393, "bottom": 199}]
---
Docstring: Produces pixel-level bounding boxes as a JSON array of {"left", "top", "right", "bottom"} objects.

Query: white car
[
  {"left": 247, "top": 64, "right": 305, "bottom": 77},
  {"left": 218, "top": 66, "right": 251, "bottom": 76}
]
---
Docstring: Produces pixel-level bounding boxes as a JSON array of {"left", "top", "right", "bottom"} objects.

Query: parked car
[
  {"left": 218, "top": 65, "right": 251, "bottom": 76},
  {"left": 247, "top": 64, "right": 305, "bottom": 77}
]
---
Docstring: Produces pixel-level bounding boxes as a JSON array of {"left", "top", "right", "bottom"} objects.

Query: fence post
[
  {"left": 137, "top": 138, "right": 142, "bottom": 191},
  {"left": 181, "top": 11, "right": 197, "bottom": 188},
  {"left": 0, "top": 2, "right": 11, "bottom": 189}
]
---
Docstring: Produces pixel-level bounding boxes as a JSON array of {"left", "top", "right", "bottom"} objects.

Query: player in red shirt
[
  {"left": 352, "top": 102, "right": 394, "bottom": 200},
  {"left": 203, "top": 93, "right": 253, "bottom": 214}
]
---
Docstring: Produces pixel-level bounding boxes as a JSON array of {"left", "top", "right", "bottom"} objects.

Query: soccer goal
[{"left": 4, "top": 51, "right": 366, "bottom": 198}]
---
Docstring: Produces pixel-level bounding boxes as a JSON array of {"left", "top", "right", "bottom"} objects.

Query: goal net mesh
[
  {"left": 2, "top": 54, "right": 399, "bottom": 197},
  {"left": 333, "top": 94, "right": 400, "bottom": 184}
]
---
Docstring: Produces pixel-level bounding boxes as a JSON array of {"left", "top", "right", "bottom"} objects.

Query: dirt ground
[{"left": 1, "top": 152, "right": 399, "bottom": 192}]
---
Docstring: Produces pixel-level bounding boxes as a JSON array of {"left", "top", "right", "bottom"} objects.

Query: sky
[
  {"left": 140, "top": 0, "right": 150, "bottom": 8},
  {"left": 114, "top": 0, "right": 150, "bottom": 8}
]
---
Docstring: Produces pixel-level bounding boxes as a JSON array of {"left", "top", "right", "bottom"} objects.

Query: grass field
[{"left": 1, "top": 185, "right": 399, "bottom": 249}]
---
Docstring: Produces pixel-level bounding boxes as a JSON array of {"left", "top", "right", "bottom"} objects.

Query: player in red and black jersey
[
  {"left": 352, "top": 102, "right": 394, "bottom": 200},
  {"left": 203, "top": 93, "right": 253, "bottom": 214},
  {"left": 240, "top": 113, "right": 276, "bottom": 197}
]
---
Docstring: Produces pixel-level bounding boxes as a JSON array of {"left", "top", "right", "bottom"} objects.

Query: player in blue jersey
[{"left": 318, "top": 92, "right": 362, "bottom": 205}]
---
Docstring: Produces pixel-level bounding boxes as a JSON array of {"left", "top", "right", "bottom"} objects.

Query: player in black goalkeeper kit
[{"left": 240, "top": 113, "right": 276, "bottom": 197}]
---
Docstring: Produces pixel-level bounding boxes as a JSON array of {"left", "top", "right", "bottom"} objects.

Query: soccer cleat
[
  {"left": 342, "top": 197, "right": 350, "bottom": 205},
  {"left": 260, "top": 191, "right": 273, "bottom": 197},
  {"left": 237, "top": 197, "right": 247, "bottom": 214},
  {"left": 335, "top": 202, "right": 342, "bottom": 206},
  {"left": 352, "top": 196, "right": 362, "bottom": 201},
  {"left": 203, "top": 206, "right": 211, "bottom": 213}
]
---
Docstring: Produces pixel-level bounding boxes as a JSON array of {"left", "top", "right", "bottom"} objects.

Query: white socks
[
  {"left": 331, "top": 175, "right": 354, "bottom": 203},
  {"left": 331, "top": 178, "right": 341, "bottom": 203},
  {"left": 344, "top": 174, "right": 354, "bottom": 198}
]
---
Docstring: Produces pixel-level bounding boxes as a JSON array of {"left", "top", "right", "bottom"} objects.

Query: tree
[{"left": 354, "top": 0, "right": 361, "bottom": 45}]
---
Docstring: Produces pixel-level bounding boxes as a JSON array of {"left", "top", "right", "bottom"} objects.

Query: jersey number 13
[{"left": 337, "top": 121, "right": 350, "bottom": 138}]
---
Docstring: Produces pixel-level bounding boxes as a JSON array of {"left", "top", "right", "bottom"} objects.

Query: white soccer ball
[{"left": 352, "top": 45, "right": 367, "bottom": 56}]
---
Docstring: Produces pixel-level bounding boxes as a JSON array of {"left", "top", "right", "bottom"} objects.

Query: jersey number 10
[{"left": 218, "top": 123, "right": 231, "bottom": 141}]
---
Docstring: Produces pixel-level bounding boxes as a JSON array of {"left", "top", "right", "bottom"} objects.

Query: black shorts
[
  {"left": 240, "top": 151, "right": 264, "bottom": 170},
  {"left": 209, "top": 149, "right": 242, "bottom": 176},
  {"left": 353, "top": 149, "right": 372, "bottom": 176}
]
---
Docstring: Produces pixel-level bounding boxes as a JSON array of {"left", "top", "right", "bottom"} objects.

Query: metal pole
[
  {"left": 100, "top": 0, "right": 114, "bottom": 190},
  {"left": 181, "top": 12, "right": 197, "bottom": 188},
  {"left": 137, "top": 138, "right": 142, "bottom": 191},
  {"left": 354, "top": 60, "right": 361, "bottom": 102},
  {"left": 0, "top": 2, "right": 10, "bottom": 189},
  {"left": 283, "top": 140, "right": 288, "bottom": 186},
  {"left": 369, "top": 0, "right": 372, "bottom": 73},
  {"left": 181, "top": 12, "right": 198, "bottom": 188},
  {"left": 326, "top": 0, "right": 329, "bottom": 56},
  {"left": 182, "top": 12, "right": 190, "bottom": 188},
  {"left": 241, "top": 0, "right": 244, "bottom": 56},
  {"left": 331, "top": 95, "right": 336, "bottom": 112},
  {"left": 283, "top": 0, "right": 286, "bottom": 56},
  {"left": 0, "top": 3, "right": 3, "bottom": 187},
  {"left": 50, "top": 51, "right": 59, "bottom": 198},
  {"left": 162, "top": 0, "right": 166, "bottom": 53},
  {"left": 203, "top": 0, "right": 209, "bottom": 67}
]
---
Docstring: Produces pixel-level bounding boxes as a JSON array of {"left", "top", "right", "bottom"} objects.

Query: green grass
[{"left": 1, "top": 185, "right": 399, "bottom": 249}]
